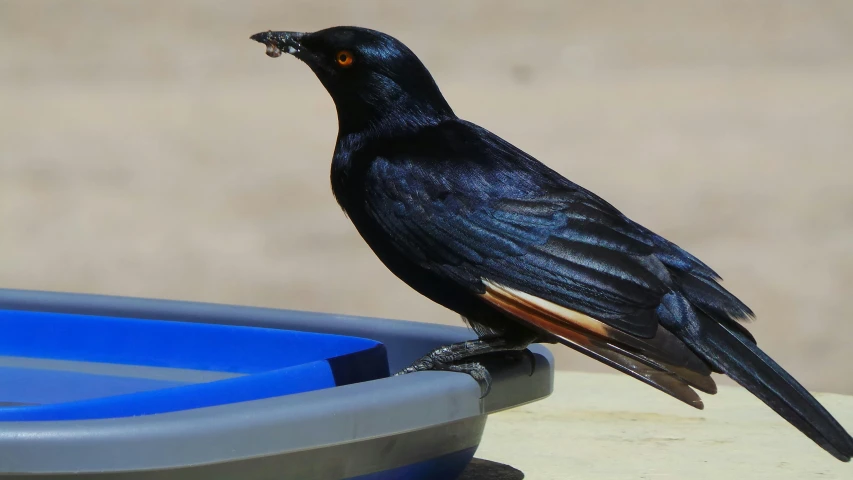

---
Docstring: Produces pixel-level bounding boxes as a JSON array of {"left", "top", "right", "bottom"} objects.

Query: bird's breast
[{"left": 330, "top": 146, "right": 360, "bottom": 212}]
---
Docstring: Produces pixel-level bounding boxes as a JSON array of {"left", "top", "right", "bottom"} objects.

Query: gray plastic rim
[{"left": 0, "top": 289, "right": 554, "bottom": 476}]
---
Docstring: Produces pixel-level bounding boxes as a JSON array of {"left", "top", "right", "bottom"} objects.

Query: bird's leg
[
  {"left": 394, "top": 336, "right": 534, "bottom": 396},
  {"left": 396, "top": 336, "right": 533, "bottom": 372}
]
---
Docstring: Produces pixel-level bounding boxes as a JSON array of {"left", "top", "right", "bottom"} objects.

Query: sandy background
[{"left": 1, "top": 1, "right": 851, "bottom": 394}]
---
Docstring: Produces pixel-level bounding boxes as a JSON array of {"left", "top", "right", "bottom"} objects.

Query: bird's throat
[{"left": 330, "top": 84, "right": 453, "bottom": 137}]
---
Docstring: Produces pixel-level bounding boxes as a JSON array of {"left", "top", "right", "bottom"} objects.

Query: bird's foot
[
  {"left": 396, "top": 358, "right": 493, "bottom": 397},
  {"left": 393, "top": 336, "right": 533, "bottom": 397},
  {"left": 443, "top": 362, "right": 493, "bottom": 397}
]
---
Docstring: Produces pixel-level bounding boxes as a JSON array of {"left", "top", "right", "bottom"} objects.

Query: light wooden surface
[{"left": 476, "top": 370, "right": 853, "bottom": 479}]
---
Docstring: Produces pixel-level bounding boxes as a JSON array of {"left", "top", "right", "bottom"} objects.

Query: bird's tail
[{"left": 658, "top": 292, "right": 853, "bottom": 462}]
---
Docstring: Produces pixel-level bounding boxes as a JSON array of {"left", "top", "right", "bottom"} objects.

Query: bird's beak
[{"left": 250, "top": 31, "right": 306, "bottom": 58}]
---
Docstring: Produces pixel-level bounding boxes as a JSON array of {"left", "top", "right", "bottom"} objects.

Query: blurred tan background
[{"left": 1, "top": 1, "right": 851, "bottom": 393}]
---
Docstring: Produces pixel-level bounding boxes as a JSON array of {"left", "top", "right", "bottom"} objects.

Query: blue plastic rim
[{"left": 0, "top": 309, "right": 389, "bottom": 421}]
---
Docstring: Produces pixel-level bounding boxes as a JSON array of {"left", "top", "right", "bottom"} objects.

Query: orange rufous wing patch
[{"left": 481, "top": 279, "right": 717, "bottom": 408}]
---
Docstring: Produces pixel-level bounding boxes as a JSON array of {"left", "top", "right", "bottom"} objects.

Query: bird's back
[{"left": 333, "top": 118, "right": 750, "bottom": 325}]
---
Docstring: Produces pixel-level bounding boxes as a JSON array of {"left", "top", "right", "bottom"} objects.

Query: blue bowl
[
  {"left": 0, "top": 289, "right": 553, "bottom": 480},
  {"left": 0, "top": 309, "right": 388, "bottom": 421}
]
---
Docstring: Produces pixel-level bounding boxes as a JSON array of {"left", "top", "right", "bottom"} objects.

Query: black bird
[{"left": 250, "top": 26, "right": 853, "bottom": 461}]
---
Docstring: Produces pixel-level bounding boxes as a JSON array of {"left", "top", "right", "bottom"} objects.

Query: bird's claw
[
  {"left": 445, "top": 362, "right": 493, "bottom": 397},
  {"left": 395, "top": 359, "right": 493, "bottom": 398}
]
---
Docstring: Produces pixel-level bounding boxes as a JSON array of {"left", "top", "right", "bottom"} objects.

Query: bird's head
[{"left": 251, "top": 26, "right": 455, "bottom": 135}]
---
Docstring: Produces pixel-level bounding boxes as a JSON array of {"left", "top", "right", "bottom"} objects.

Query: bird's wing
[
  {"left": 364, "top": 151, "right": 724, "bottom": 406},
  {"left": 366, "top": 153, "right": 670, "bottom": 334}
]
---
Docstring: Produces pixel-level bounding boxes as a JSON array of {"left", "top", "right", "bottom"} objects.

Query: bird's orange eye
[{"left": 336, "top": 50, "right": 354, "bottom": 67}]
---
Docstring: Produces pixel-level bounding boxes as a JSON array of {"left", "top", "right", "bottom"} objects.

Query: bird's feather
[
  {"left": 658, "top": 293, "right": 853, "bottom": 461},
  {"left": 481, "top": 278, "right": 717, "bottom": 397},
  {"left": 261, "top": 24, "right": 851, "bottom": 460},
  {"left": 361, "top": 120, "right": 750, "bottom": 338}
]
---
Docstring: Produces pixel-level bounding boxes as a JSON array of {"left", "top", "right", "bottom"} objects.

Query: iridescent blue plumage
[{"left": 251, "top": 26, "right": 853, "bottom": 461}]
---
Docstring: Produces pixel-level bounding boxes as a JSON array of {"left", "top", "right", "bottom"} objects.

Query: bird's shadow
[{"left": 458, "top": 458, "right": 524, "bottom": 480}]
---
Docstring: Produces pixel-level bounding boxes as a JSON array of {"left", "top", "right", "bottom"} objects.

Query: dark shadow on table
[{"left": 458, "top": 458, "right": 524, "bottom": 480}]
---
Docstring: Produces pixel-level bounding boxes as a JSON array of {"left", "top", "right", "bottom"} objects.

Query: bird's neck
[
  {"left": 331, "top": 83, "right": 455, "bottom": 137},
  {"left": 329, "top": 82, "right": 454, "bottom": 212}
]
